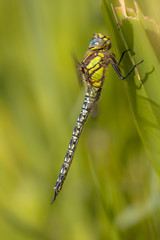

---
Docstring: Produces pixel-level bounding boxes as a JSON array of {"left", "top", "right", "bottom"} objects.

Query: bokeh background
[{"left": 0, "top": 0, "right": 160, "bottom": 239}]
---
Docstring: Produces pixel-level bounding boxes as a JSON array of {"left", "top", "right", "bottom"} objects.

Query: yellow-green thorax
[{"left": 80, "top": 33, "right": 111, "bottom": 88}]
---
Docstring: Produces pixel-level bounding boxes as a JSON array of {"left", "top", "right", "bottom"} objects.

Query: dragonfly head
[{"left": 89, "top": 33, "right": 111, "bottom": 51}]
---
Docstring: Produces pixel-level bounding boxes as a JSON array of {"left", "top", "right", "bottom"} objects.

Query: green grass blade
[{"left": 101, "top": 0, "right": 160, "bottom": 176}]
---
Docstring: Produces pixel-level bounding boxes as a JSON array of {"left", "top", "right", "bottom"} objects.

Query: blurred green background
[{"left": 0, "top": 0, "right": 160, "bottom": 239}]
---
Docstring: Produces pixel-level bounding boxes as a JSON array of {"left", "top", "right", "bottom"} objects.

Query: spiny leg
[
  {"left": 111, "top": 59, "right": 144, "bottom": 80},
  {"left": 109, "top": 49, "right": 130, "bottom": 67},
  {"left": 117, "top": 49, "right": 130, "bottom": 66}
]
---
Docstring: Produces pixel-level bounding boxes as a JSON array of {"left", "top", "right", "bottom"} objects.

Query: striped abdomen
[{"left": 51, "top": 87, "right": 101, "bottom": 203}]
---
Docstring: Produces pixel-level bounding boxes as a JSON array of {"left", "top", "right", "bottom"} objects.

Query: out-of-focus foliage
[{"left": 0, "top": 0, "right": 160, "bottom": 240}]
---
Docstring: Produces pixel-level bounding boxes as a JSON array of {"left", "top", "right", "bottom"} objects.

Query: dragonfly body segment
[
  {"left": 51, "top": 87, "right": 100, "bottom": 203},
  {"left": 51, "top": 33, "right": 143, "bottom": 203}
]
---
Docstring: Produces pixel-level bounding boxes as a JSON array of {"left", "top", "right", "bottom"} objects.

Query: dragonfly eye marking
[
  {"left": 89, "top": 38, "right": 105, "bottom": 50},
  {"left": 88, "top": 33, "right": 111, "bottom": 51},
  {"left": 88, "top": 33, "right": 111, "bottom": 50}
]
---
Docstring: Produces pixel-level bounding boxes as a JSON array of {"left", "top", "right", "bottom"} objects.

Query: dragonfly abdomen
[{"left": 52, "top": 92, "right": 98, "bottom": 203}]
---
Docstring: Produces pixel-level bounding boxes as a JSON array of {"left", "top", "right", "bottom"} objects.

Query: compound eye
[{"left": 89, "top": 38, "right": 104, "bottom": 49}]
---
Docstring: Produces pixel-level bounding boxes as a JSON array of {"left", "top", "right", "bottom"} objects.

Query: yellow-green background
[{"left": 0, "top": 0, "right": 160, "bottom": 239}]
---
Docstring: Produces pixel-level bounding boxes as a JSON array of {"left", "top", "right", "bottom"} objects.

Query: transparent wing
[{"left": 72, "top": 53, "right": 84, "bottom": 86}]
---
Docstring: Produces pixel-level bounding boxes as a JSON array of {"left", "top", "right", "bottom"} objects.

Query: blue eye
[
  {"left": 89, "top": 39, "right": 98, "bottom": 48},
  {"left": 89, "top": 38, "right": 104, "bottom": 49}
]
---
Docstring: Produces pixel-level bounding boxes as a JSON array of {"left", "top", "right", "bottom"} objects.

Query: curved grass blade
[{"left": 101, "top": 0, "right": 160, "bottom": 176}]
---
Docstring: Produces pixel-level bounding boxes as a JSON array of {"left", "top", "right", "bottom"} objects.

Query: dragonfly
[{"left": 51, "top": 33, "right": 143, "bottom": 204}]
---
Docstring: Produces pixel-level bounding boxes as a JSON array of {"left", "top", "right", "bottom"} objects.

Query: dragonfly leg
[
  {"left": 109, "top": 49, "right": 130, "bottom": 66},
  {"left": 111, "top": 59, "right": 144, "bottom": 80},
  {"left": 117, "top": 49, "right": 130, "bottom": 66}
]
